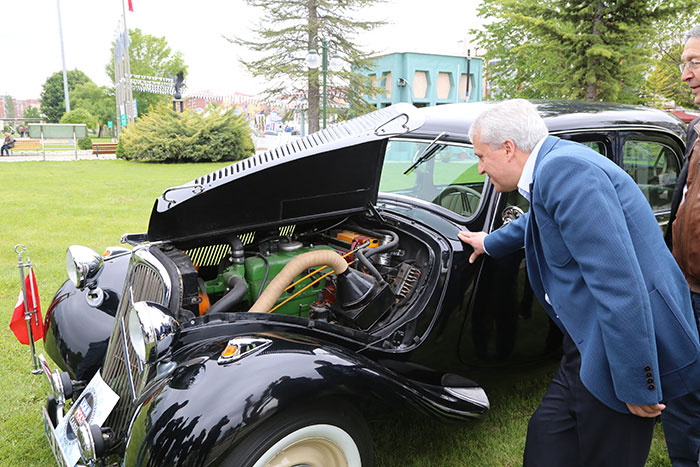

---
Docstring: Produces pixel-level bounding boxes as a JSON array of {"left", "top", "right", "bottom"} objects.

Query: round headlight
[
  {"left": 128, "top": 301, "right": 178, "bottom": 363},
  {"left": 66, "top": 245, "right": 104, "bottom": 289}
]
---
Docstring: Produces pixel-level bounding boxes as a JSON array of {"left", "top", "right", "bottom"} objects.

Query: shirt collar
[{"left": 517, "top": 136, "right": 548, "bottom": 201}]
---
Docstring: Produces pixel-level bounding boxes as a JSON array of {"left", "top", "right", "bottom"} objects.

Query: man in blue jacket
[{"left": 459, "top": 99, "right": 700, "bottom": 466}]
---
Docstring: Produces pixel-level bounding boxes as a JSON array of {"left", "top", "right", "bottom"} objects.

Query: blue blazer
[{"left": 484, "top": 136, "right": 700, "bottom": 412}]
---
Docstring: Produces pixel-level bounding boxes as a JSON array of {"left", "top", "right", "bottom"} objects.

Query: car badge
[{"left": 218, "top": 337, "right": 271, "bottom": 364}]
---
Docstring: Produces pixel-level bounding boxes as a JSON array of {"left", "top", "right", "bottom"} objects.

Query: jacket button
[
  {"left": 644, "top": 365, "right": 651, "bottom": 372},
  {"left": 648, "top": 384, "right": 655, "bottom": 390},
  {"left": 645, "top": 372, "right": 653, "bottom": 378},
  {"left": 647, "top": 378, "right": 654, "bottom": 384}
]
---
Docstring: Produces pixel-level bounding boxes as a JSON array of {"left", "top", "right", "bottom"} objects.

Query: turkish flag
[
  {"left": 9, "top": 268, "right": 43, "bottom": 345},
  {"left": 128, "top": 0, "right": 133, "bottom": 12}
]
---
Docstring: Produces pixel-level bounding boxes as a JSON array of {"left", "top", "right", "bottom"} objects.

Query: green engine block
[{"left": 204, "top": 244, "right": 335, "bottom": 316}]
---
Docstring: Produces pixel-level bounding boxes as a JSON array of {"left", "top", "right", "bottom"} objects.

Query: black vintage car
[{"left": 39, "top": 101, "right": 686, "bottom": 467}]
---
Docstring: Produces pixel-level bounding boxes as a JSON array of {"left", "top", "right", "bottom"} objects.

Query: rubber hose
[
  {"left": 208, "top": 275, "right": 248, "bottom": 314},
  {"left": 248, "top": 250, "right": 348, "bottom": 313},
  {"left": 353, "top": 228, "right": 398, "bottom": 282}
]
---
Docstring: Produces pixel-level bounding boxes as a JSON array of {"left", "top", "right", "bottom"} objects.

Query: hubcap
[{"left": 266, "top": 437, "right": 348, "bottom": 467}]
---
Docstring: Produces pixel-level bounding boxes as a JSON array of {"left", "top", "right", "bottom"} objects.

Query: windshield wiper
[{"left": 402, "top": 131, "right": 447, "bottom": 175}]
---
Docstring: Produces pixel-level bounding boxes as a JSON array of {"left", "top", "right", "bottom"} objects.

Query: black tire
[{"left": 221, "top": 401, "right": 374, "bottom": 467}]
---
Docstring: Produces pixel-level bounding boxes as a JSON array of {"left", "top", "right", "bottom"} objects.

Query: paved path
[{"left": 0, "top": 151, "right": 117, "bottom": 162}]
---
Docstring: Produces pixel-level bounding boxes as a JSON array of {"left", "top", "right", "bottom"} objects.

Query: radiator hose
[
  {"left": 207, "top": 275, "right": 248, "bottom": 314},
  {"left": 249, "top": 250, "right": 376, "bottom": 313}
]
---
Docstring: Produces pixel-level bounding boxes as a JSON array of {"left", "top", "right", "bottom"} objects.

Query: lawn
[{"left": 0, "top": 160, "right": 672, "bottom": 466}]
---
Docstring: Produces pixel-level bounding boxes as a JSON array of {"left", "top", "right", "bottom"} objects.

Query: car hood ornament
[{"left": 217, "top": 337, "right": 272, "bottom": 365}]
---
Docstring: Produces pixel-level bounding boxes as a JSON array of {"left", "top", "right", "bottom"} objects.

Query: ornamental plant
[{"left": 117, "top": 104, "right": 255, "bottom": 163}]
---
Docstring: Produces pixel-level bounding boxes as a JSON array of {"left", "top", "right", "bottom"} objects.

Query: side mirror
[{"left": 501, "top": 206, "right": 524, "bottom": 226}]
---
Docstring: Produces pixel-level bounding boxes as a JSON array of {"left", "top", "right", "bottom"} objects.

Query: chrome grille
[{"left": 101, "top": 248, "right": 171, "bottom": 439}]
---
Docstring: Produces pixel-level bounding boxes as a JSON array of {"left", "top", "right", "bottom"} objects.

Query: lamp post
[{"left": 306, "top": 39, "right": 343, "bottom": 129}]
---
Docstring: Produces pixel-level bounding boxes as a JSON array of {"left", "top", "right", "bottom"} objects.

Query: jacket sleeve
[
  {"left": 536, "top": 154, "right": 659, "bottom": 405},
  {"left": 483, "top": 211, "right": 528, "bottom": 258}
]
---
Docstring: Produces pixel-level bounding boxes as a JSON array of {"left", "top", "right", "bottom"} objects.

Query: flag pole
[{"left": 14, "top": 244, "right": 41, "bottom": 374}]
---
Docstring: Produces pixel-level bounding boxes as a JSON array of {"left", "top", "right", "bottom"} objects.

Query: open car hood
[{"left": 147, "top": 103, "right": 425, "bottom": 243}]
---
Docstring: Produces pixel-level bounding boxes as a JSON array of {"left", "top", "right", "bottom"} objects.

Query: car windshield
[{"left": 379, "top": 139, "right": 486, "bottom": 218}]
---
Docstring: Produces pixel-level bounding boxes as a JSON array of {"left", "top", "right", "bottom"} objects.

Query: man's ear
[{"left": 502, "top": 139, "right": 517, "bottom": 161}]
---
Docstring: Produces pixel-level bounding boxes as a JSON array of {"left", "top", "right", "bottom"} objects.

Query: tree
[
  {"left": 60, "top": 108, "right": 98, "bottom": 130},
  {"left": 4, "top": 95, "right": 16, "bottom": 119},
  {"left": 71, "top": 82, "right": 116, "bottom": 137},
  {"left": 232, "top": 0, "right": 386, "bottom": 133},
  {"left": 23, "top": 106, "right": 40, "bottom": 119},
  {"left": 643, "top": 11, "right": 700, "bottom": 108},
  {"left": 40, "top": 70, "right": 91, "bottom": 122},
  {"left": 106, "top": 28, "right": 187, "bottom": 116},
  {"left": 474, "top": 0, "right": 691, "bottom": 103}
]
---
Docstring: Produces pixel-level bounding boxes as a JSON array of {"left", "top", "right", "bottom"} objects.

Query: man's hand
[
  {"left": 458, "top": 231, "right": 487, "bottom": 263},
  {"left": 626, "top": 403, "right": 665, "bottom": 418}
]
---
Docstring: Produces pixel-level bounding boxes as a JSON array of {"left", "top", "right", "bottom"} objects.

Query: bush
[
  {"left": 77, "top": 136, "right": 92, "bottom": 150},
  {"left": 117, "top": 104, "right": 255, "bottom": 163},
  {"left": 60, "top": 108, "right": 98, "bottom": 130}
]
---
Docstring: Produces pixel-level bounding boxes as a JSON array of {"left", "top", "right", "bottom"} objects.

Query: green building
[{"left": 362, "top": 52, "right": 483, "bottom": 108}]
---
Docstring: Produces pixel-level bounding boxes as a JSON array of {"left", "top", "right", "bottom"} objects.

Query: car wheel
[{"left": 225, "top": 402, "right": 373, "bottom": 467}]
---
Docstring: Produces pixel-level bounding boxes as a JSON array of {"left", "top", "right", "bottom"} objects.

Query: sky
[{"left": 0, "top": 0, "right": 484, "bottom": 101}]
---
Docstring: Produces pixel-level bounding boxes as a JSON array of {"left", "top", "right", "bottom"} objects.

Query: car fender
[
  {"left": 43, "top": 252, "right": 130, "bottom": 380},
  {"left": 123, "top": 331, "right": 487, "bottom": 466}
]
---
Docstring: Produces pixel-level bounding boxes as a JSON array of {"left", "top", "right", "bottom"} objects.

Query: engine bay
[{"left": 181, "top": 218, "right": 432, "bottom": 333}]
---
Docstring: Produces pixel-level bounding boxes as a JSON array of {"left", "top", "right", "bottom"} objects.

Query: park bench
[
  {"left": 9, "top": 140, "right": 42, "bottom": 153},
  {"left": 92, "top": 142, "right": 119, "bottom": 156}
]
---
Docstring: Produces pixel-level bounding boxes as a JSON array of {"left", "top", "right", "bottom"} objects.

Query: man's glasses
[{"left": 679, "top": 60, "right": 700, "bottom": 73}]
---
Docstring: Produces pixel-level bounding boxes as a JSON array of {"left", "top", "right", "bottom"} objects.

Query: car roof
[{"left": 409, "top": 101, "right": 687, "bottom": 143}]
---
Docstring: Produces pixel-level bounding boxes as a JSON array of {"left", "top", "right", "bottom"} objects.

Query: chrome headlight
[
  {"left": 128, "top": 301, "right": 178, "bottom": 363},
  {"left": 66, "top": 245, "right": 104, "bottom": 289}
]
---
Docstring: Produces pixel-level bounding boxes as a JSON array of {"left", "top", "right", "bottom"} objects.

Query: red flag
[
  {"left": 128, "top": 0, "right": 133, "bottom": 12},
  {"left": 9, "top": 267, "right": 43, "bottom": 345}
]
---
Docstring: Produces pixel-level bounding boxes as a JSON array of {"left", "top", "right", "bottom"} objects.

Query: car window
[
  {"left": 380, "top": 140, "right": 486, "bottom": 217},
  {"left": 622, "top": 140, "right": 679, "bottom": 212},
  {"left": 579, "top": 141, "right": 605, "bottom": 155}
]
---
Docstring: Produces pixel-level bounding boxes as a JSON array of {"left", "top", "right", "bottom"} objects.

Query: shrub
[
  {"left": 60, "top": 108, "right": 98, "bottom": 130},
  {"left": 77, "top": 136, "right": 92, "bottom": 150},
  {"left": 117, "top": 104, "right": 255, "bottom": 163}
]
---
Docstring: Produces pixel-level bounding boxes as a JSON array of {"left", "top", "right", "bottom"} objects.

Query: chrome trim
[
  {"left": 119, "top": 317, "right": 137, "bottom": 401},
  {"left": 101, "top": 245, "right": 172, "bottom": 438},
  {"left": 445, "top": 386, "right": 490, "bottom": 410},
  {"left": 66, "top": 245, "right": 104, "bottom": 289},
  {"left": 132, "top": 247, "right": 172, "bottom": 305}
]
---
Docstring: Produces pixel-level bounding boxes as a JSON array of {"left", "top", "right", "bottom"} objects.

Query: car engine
[{"left": 184, "top": 220, "right": 427, "bottom": 332}]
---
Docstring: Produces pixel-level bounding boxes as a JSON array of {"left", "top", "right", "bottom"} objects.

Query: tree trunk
[
  {"left": 307, "top": 0, "right": 320, "bottom": 133},
  {"left": 585, "top": 4, "right": 602, "bottom": 101}
]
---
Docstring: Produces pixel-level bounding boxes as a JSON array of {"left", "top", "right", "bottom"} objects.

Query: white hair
[
  {"left": 468, "top": 99, "right": 548, "bottom": 153},
  {"left": 686, "top": 24, "right": 700, "bottom": 42}
]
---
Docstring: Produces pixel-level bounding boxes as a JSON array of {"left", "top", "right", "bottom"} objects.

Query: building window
[
  {"left": 437, "top": 72, "right": 452, "bottom": 100},
  {"left": 413, "top": 71, "right": 428, "bottom": 99},
  {"left": 382, "top": 72, "right": 392, "bottom": 99}
]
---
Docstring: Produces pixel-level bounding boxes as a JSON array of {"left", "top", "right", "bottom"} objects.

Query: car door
[{"left": 615, "top": 130, "right": 684, "bottom": 231}]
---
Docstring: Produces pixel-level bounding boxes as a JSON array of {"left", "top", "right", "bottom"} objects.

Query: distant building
[
  {"left": 360, "top": 52, "right": 483, "bottom": 108},
  {"left": 0, "top": 97, "right": 41, "bottom": 119}
]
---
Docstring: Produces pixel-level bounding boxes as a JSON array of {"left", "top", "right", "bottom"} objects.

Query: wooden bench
[
  {"left": 9, "top": 140, "right": 42, "bottom": 153},
  {"left": 92, "top": 142, "right": 119, "bottom": 156}
]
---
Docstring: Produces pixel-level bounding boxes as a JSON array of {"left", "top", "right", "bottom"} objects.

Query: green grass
[{"left": 0, "top": 160, "right": 673, "bottom": 466}]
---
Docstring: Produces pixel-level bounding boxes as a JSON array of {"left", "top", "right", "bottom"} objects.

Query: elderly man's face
[
  {"left": 472, "top": 130, "right": 521, "bottom": 192},
  {"left": 682, "top": 37, "right": 700, "bottom": 106}
]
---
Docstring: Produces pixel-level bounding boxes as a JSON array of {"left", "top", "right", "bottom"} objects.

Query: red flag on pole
[
  {"left": 128, "top": 0, "right": 134, "bottom": 12},
  {"left": 9, "top": 267, "right": 43, "bottom": 345}
]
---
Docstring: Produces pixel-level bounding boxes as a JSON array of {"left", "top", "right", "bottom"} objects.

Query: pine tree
[
  {"left": 232, "top": 0, "right": 385, "bottom": 132},
  {"left": 474, "top": 0, "right": 693, "bottom": 103}
]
